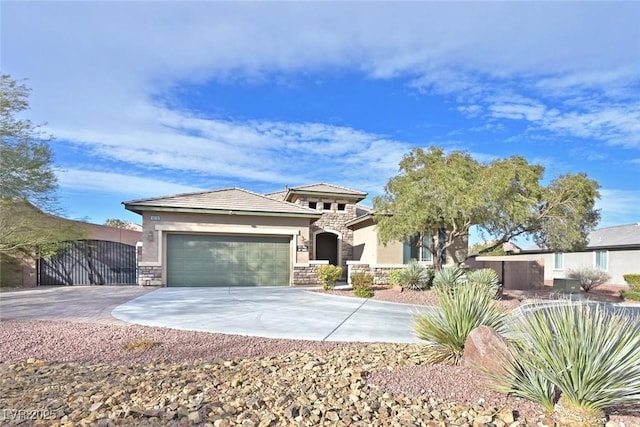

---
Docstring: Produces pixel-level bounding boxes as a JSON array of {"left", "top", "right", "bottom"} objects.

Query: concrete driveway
[
  {"left": 0, "top": 286, "right": 153, "bottom": 324},
  {"left": 1, "top": 286, "right": 429, "bottom": 343},
  {"left": 113, "top": 287, "right": 428, "bottom": 343}
]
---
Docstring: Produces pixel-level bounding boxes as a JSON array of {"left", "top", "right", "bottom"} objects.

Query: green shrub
[
  {"left": 351, "top": 272, "right": 374, "bottom": 298},
  {"left": 621, "top": 289, "right": 640, "bottom": 301},
  {"left": 398, "top": 260, "right": 433, "bottom": 290},
  {"left": 623, "top": 274, "right": 640, "bottom": 291},
  {"left": 414, "top": 281, "right": 507, "bottom": 365},
  {"left": 354, "top": 287, "right": 374, "bottom": 298},
  {"left": 496, "top": 303, "right": 640, "bottom": 425},
  {"left": 567, "top": 267, "right": 611, "bottom": 292},
  {"left": 317, "top": 265, "right": 343, "bottom": 290},
  {"left": 388, "top": 269, "right": 404, "bottom": 287}
]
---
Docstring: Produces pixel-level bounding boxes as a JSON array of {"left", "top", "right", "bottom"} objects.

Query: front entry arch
[{"left": 315, "top": 232, "right": 339, "bottom": 266}]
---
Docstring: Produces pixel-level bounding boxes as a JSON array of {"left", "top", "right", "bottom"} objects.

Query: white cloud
[{"left": 57, "top": 169, "right": 203, "bottom": 198}]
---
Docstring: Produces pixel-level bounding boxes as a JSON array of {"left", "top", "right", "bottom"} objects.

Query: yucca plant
[
  {"left": 466, "top": 268, "right": 501, "bottom": 297},
  {"left": 399, "top": 260, "right": 432, "bottom": 290},
  {"left": 432, "top": 266, "right": 466, "bottom": 293},
  {"left": 414, "top": 281, "right": 507, "bottom": 364},
  {"left": 497, "top": 303, "right": 640, "bottom": 426}
]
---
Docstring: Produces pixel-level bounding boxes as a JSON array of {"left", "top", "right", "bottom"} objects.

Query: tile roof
[
  {"left": 587, "top": 223, "right": 640, "bottom": 248},
  {"left": 288, "top": 183, "right": 367, "bottom": 196},
  {"left": 124, "top": 188, "right": 320, "bottom": 217}
]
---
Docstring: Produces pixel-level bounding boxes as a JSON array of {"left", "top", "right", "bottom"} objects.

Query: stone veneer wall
[
  {"left": 138, "top": 266, "right": 162, "bottom": 286},
  {"left": 347, "top": 262, "right": 401, "bottom": 286},
  {"left": 293, "top": 264, "right": 321, "bottom": 286}
]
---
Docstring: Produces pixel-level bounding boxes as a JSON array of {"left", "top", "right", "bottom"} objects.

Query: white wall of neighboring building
[{"left": 543, "top": 249, "right": 640, "bottom": 286}]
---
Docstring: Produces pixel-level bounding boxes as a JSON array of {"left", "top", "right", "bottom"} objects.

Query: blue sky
[{"left": 2, "top": 1, "right": 639, "bottom": 243}]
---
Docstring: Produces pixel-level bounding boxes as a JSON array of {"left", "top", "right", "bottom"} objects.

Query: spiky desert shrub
[
  {"left": 496, "top": 303, "right": 640, "bottom": 426},
  {"left": 623, "top": 274, "right": 640, "bottom": 291},
  {"left": 432, "top": 266, "right": 466, "bottom": 293},
  {"left": 466, "top": 268, "right": 501, "bottom": 297},
  {"left": 317, "top": 265, "right": 343, "bottom": 290},
  {"left": 398, "top": 260, "right": 433, "bottom": 290},
  {"left": 566, "top": 267, "right": 611, "bottom": 292},
  {"left": 351, "top": 272, "right": 374, "bottom": 298},
  {"left": 414, "top": 282, "right": 507, "bottom": 365}
]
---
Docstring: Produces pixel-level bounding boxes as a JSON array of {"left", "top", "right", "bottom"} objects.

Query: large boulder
[{"left": 460, "top": 325, "right": 513, "bottom": 386}]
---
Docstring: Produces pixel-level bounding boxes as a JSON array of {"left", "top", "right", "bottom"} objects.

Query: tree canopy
[
  {"left": 374, "top": 146, "right": 600, "bottom": 269},
  {"left": 0, "top": 74, "right": 83, "bottom": 257},
  {"left": 1, "top": 74, "right": 57, "bottom": 209},
  {"left": 104, "top": 218, "right": 136, "bottom": 230}
]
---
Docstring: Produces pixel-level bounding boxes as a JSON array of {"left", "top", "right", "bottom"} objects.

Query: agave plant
[
  {"left": 497, "top": 303, "right": 640, "bottom": 426},
  {"left": 414, "top": 281, "right": 507, "bottom": 364}
]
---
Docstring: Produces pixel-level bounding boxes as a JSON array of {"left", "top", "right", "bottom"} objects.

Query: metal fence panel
[{"left": 38, "top": 240, "right": 136, "bottom": 285}]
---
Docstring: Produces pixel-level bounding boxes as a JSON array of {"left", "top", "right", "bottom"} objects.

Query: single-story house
[
  {"left": 534, "top": 223, "right": 640, "bottom": 286},
  {"left": 473, "top": 223, "right": 640, "bottom": 288},
  {"left": 124, "top": 183, "right": 467, "bottom": 287}
]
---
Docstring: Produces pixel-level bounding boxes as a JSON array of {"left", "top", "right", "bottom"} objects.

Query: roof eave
[
  {"left": 123, "top": 204, "right": 322, "bottom": 219},
  {"left": 284, "top": 189, "right": 367, "bottom": 203}
]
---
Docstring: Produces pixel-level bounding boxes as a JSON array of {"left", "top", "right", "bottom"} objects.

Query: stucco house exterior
[
  {"left": 533, "top": 223, "right": 640, "bottom": 286},
  {"left": 474, "top": 223, "right": 640, "bottom": 288},
  {"left": 124, "top": 183, "right": 466, "bottom": 287}
]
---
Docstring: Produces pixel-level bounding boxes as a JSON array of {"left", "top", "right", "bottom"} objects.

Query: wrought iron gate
[{"left": 38, "top": 240, "right": 136, "bottom": 285}]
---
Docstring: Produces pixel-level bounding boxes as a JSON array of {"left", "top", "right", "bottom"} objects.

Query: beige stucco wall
[
  {"left": 138, "top": 210, "right": 312, "bottom": 285},
  {"left": 543, "top": 249, "right": 640, "bottom": 286},
  {"left": 352, "top": 225, "right": 378, "bottom": 264}
]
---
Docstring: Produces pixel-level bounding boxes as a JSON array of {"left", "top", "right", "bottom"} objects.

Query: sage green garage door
[{"left": 167, "top": 234, "right": 290, "bottom": 286}]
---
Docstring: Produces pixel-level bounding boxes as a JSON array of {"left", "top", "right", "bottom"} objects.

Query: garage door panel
[{"left": 167, "top": 234, "right": 290, "bottom": 286}]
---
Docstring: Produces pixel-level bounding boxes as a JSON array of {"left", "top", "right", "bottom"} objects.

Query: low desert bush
[
  {"left": 623, "top": 274, "right": 640, "bottom": 291},
  {"left": 414, "top": 281, "right": 507, "bottom": 365},
  {"left": 397, "top": 260, "right": 434, "bottom": 290},
  {"left": 566, "top": 267, "right": 611, "bottom": 292},
  {"left": 351, "top": 272, "right": 374, "bottom": 298},
  {"left": 495, "top": 303, "right": 640, "bottom": 425},
  {"left": 621, "top": 289, "right": 640, "bottom": 301},
  {"left": 388, "top": 269, "right": 404, "bottom": 287},
  {"left": 317, "top": 265, "right": 343, "bottom": 290}
]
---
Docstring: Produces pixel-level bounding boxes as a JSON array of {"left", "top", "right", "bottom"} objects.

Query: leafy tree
[
  {"left": 1, "top": 74, "right": 57, "bottom": 209},
  {"left": 0, "top": 74, "right": 83, "bottom": 257},
  {"left": 104, "top": 218, "right": 135, "bottom": 230},
  {"left": 374, "top": 147, "right": 600, "bottom": 270}
]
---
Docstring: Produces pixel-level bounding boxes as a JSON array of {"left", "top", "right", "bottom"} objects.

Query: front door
[{"left": 315, "top": 232, "right": 338, "bottom": 266}]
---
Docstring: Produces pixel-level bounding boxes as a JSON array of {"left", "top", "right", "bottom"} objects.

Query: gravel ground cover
[{"left": 1, "top": 319, "right": 638, "bottom": 426}]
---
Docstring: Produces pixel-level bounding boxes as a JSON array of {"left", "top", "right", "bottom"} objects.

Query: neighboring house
[
  {"left": 473, "top": 223, "right": 640, "bottom": 289},
  {"left": 124, "top": 183, "right": 467, "bottom": 287},
  {"left": 532, "top": 223, "right": 640, "bottom": 286}
]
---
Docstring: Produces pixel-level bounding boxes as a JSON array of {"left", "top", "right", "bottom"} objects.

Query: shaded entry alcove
[{"left": 315, "top": 232, "right": 339, "bottom": 265}]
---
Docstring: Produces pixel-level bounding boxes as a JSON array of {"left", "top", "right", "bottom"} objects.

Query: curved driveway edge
[
  {"left": 112, "top": 287, "right": 430, "bottom": 343},
  {"left": 0, "top": 286, "right": 154, "bottom": 325}
]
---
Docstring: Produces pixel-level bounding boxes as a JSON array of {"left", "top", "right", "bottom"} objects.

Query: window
[
  {"left": 323, "top": 202, "right": 332, "bottom": 211},
  {"left": 594, "top": 250, "right": 608, "bottom": 271},
  {"left": 553, "top": 252, "right": 564, "bottom": 270},
  {"left": 308, "top": 201, "right": 317, "bottom": 209},
  {"left": 337, "top": 203, "right": 346, "bottom": 211},
  {"left": 403, "top": 233, "right": 433, "bottom": 263}
]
